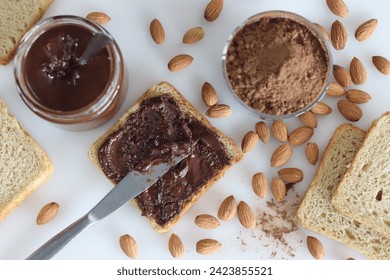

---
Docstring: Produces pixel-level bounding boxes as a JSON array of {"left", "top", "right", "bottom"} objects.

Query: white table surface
[{"left": 0, "top": 0, "right": 389, "bottom": 260}]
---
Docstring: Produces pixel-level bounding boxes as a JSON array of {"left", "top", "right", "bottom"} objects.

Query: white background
[{"left": 0, "top": 0, "right": 389, "bottom": 260}]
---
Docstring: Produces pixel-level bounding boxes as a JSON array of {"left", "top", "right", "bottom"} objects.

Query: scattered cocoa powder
[{"left": 225, "top": 14, "right": 330, "bottom": 115}]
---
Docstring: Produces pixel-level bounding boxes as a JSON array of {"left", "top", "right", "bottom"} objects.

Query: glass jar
[
  {"left": 14, "top": 15, "right": 128, "bottom": 131},
  {"left": 222, "top": 11, "right": 332, "bottom": 120}
]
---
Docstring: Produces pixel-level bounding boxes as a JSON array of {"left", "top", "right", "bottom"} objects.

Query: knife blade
[{"left": 26, "top": 153, "right": 188, "bottom": 260}]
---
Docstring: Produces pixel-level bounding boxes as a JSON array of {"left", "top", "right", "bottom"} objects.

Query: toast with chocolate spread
[{"left": 89, "top": 82, "right": 242, "bottom": 232}]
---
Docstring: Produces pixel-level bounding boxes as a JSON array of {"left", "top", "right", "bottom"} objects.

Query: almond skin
[
  {"left": 201, "top": 82, "right": 218, "bottom": 106},
  {"left": 355, "top": 19, "right": 378, "bottom": 41},
  {"left": 241, "top": 131, "right": 259, "bottom": 153},
  {"left": 314, "top": 23, "right": 330, "bottom": 41},
  {"left": 196, "top": 239, "right": 222, "bottom": 255},
  {"left": 307, "top": 236, "right": 325, "bottom": 260},
  {"left": 298, "top": 111, "right": 317, "bottom": 128},
  {"left": 252, "top": 172, "right": 268, "bottom": 199},
  {"left": 206, "top": 104, "right": 231, "bottom": 118},
  {"left": 346, "top": 89, "right": 372, "bottom": 104},
  {"left": 288, "top": 126, "right": 314, "bottom": 146},
  {"left": 277, "top": 168, "right": 303, "bottom": 184},
  {"left": 86, "top": 12, "right": 111, "bottom": 25},
  {"left": 217, "top": 195, "right": 237, "bottom": 221},
  {"left": 150, "top": 18, "right": 165, "bottom": 44},
  {"left": 168, "top": 54, "right": 193, "bottom": 72},
  {"left": 305, "top": 142, "right": 319, "bottom": 165},
  {"left": 333, "top": 65, "right": 351, "bottom": 87},
  {"left": 255, "top": 121, "right": 270, "bottom": 143},
  {"left": 119, "top": 234, "right": 138, "bottom": 259},
  {"left": 372, "top": 56, "right": 390, "bottom": 75},
  {"left": 271, "top": 178, "right": 286, "bottom": 203},
  {"left": 310, "top": 102, "right": 332, "bottom": 115},
  {"left": 350, "top": 57, "right": 367, "bottom": 85},
  {"left": 331, "top": 20, "right": 347, "bottom": 50},
  {"left": 237, "top": 201, "right": 256, "bottom": 229},
  {"left": 195, "top": 214, "right": 220, "bottom": 229},
  {"left": 183, "top": 27, "right": 205, "bottom": 44},
  {"left": 326, "top": 0, "right": 348, "bottom": 18},
  {"left": 204, "top": 0, "right": 224, "bottom": 22},
  {"left": 36, "top": 202, "right": 59, "bottom": 225},
  {"left": 272, "top": 120, "right": 288, "bottom": 142},
  {"left": 271, "top": 144, "right": 292, "bottom": 167},
  {"left": 337, "top": 100, "right": 363, "bottom": 122},
  {"left": 168, "top": 234, "right": 185, "bottom": 258},
  {"left": 326, "top": 82, "right": 346, "bottom": 97}
]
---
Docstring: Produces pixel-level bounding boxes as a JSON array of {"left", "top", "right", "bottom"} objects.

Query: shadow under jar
[
  {"left": 222, "top": 11, "right": 332, "bottom": 120},
  {"left": 14, "top": 15, "right": 127, "bottom": 131}
]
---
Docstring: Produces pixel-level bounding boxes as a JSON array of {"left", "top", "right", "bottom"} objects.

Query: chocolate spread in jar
[
  {"left": 24, "top": 24, "right": 111, "bottom": 111},
  {"left": 97, "top": 95, "right": 232, "bottom": 227}
]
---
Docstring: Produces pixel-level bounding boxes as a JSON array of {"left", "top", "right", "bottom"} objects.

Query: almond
[
  {"left": 277, "top": 168, "right": 303, "bottom": 184},
  {"left": 288, "top": 126, "right": 314, "bottom": 146},
  {"left": 86, "top": 12, "right": 111, "bottom": 25},
  {"left": 271, "top": 144, "right": 292, "bottom": 167},
  {"left": 355, "top": 19, "right": 378, "bottom": 41},
  {"left": 272, "top": 120, "right": 288, "bottom": 142},
  {"left": 195, "top": 214, "right": 220, "bottom": 229},
  {"left": 36, "top": 202, "right": 59, "bottom": 225},
  {"left": 310, "top": 102, "right": 332, "bottom": 115},
  {"left": 183, "top": 27, "right": 205, "bottom": 44},
  {"left": 333, "top": 65, "right": 351, "bottom": 87},
  {"left": 196, "top": 239, "right": 222, "bottom": 255},
  {"left": 149, "top": 18, "right": 165, "bottom": 44},
  {"left": 237, "top": 201, "right": 256, "bottom": 229},
  {"left": 331, "top": 20, "right": 347, "bottom": 50},
  {"left": 350, "top": 57, "right": 367, "bottom": 85},
  {"left": 241, "top": 131, "right": 259, "bottom": 153},
  {"left": 326, "top": 0, "right": 348, "bottom": 18},
  {"left": 255, "top": 121, "right": 270, "bottom": 143},
  {"left": 271, "top": 178, "right": 286, "bottom": 203},
  {"left": 305, "top": 142, "right": 319, "bottom": 165},
  {"left": 204, "top": 0, "right": 224, "bottom": 22},
  {"left": 307, "top": 236, "right": 325, "bottom": 260},
  {"left": 168, "top": 54, "right": 193, "bottom": 72},
  {"left": 337, "top": 100, "right": 363, "bottom": 122},
  {"left": 168, "top": 234, "right": 184, "bottom": 258},
  {"left": 346, "top": 89, "right": 372, "bottom": 104},
  {"left": 217, "top": 195, "right": 237, "bottom": 221},
  {"left": 326, "top": 81, "right": 346, "bottom": 97},
  {"left": 372, "top": 56, "right": 390, "bottom": 75},
  {"left": 119, "top": 234, "right": 138, "bottom": 259},
  {"left": 298, "top": 111, "right": 317, "bottom": 129},
  {"left": 252, "top": 172, "right": 268, "bottom": 199},
  {"left": 206, "top": 104, "right": 231, "bottom": 118},
  {"left": 314, "top": 23, "right": 330, "bottom": 41},
  {"left": 201, "top": 82, "right": 218, "bottom": 106}
]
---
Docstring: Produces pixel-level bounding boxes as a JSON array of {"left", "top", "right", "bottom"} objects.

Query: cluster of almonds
[{"left": 321, "top": 0, "right": 389, "bottom": 122}]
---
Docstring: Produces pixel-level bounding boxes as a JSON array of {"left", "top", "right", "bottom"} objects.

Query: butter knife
[{"left": 26, "top": 154, "right": 187, "bottom": 260}]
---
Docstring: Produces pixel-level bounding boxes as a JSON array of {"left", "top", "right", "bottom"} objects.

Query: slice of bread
[
  {"left": 0, "top": 100, "right": 53, "bottom": 220},
  {"left": 0, "top": 0, "right": 53, "bottom": 65},
  {"left": 296, "top": 124, "right": 390, "bottom": 259},
  {"left": 332, "top": 112, "right": 390, "bottom": 239},
  {"left": 89, "top": 82, "right": 243, "bottom": 232}
]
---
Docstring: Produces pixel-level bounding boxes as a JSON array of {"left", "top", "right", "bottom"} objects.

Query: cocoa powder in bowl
[{"left": 223, "top": 11, "right": 331, "bottom": 117}]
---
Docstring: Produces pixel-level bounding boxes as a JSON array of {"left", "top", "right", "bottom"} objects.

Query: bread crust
[
  {"left": 332, "top": 112, "right": 390, "bottom": 238},
  {"left": 0, "top": 100, "right": 53, "bottom": 220},
  {"left": 0, "top": 0, "right": 53, "bottom": 65},
  {"left": 89, "top": 81, "right": 242, "bottom": 232}
]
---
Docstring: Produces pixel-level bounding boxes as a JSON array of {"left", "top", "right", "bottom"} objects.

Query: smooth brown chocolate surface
[
  {"left": 97, "top": 95, "right": 232, "bottom": 227},
  {"left": 24, "top": 24, "right": 111, "bottom": 111}
]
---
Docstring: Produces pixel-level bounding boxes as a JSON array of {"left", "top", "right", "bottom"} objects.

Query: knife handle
[{"left": 26, "top": 214, "right": 95, "bottom": 260}]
